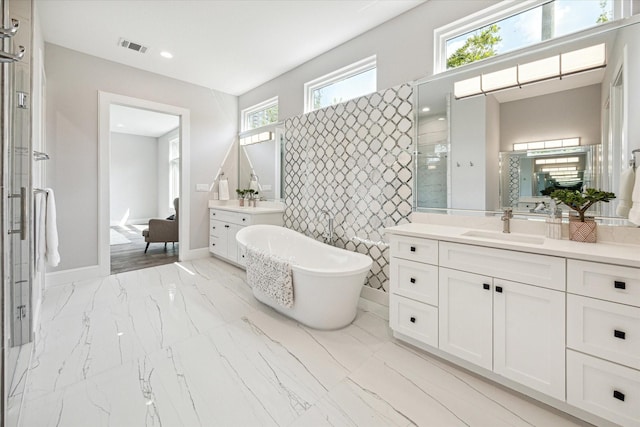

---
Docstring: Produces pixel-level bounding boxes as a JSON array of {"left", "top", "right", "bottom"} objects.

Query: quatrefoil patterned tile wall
[{"left": 283, "top": 84, "right": 413, "bottom": 292}]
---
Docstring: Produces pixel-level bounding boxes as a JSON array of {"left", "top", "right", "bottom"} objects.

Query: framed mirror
[
  {"left": 238, "top": 124, "right": 284, "bottom": 200},
  {"left": 415, "top": 16, "right": 640, "bottom": 223}
]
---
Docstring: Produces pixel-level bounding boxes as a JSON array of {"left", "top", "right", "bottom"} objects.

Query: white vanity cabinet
[
  {"left": 388, "top": 235, "right": 439, "bottom": 347},
  {"left": 438, "top": 242, "right": 566, "bottom": 400},
  {"left": 209, "top": 207, "right": 283, "bottom": 266},
  {"left": 566, "top": 259, "right": 640, "bottom": 427}
]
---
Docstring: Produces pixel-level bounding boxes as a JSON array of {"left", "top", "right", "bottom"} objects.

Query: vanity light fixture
[
  {"left": 422, "top": 107, "right": 431, "bottom": 112},
  {"left": 454, "top": 43, "right": 606, "bottom": 99},
  {"left": 535, "top": 156, "right": 580, "bottom": 165},
  {"left": 240, "top": 131, "right": 273, "bottom": 146},
  {"left": 513, "top": 137, "right": 580, "bottom": 151}
]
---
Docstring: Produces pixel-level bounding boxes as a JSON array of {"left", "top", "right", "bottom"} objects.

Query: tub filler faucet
[
  {"left": 321, "top": 210, "right": 334, "bottom": 244},
  {"left": 501, "top": 208, "right": 513, "bottom": 233}
]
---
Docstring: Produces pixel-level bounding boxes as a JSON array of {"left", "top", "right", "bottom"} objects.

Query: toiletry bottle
[{"left": 545, "top": 201, "right": 562, "bottom": 239}]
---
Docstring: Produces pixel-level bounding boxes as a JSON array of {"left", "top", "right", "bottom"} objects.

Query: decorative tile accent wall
[
  {"left": 283, "top": 84, "right": 413, "bottom": 292},
  {"left": 508, "top": 156, "right": 520, "bottom": 207}
]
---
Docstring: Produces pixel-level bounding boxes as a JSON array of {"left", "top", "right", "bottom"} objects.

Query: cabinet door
[
  {"left": 493, "top": 279, "right": 565, "bottom": 400},
  {"left": 226, "top": 224, "right": 242, "bottom": 263},
  {"left": 439, "top": 268, "right": 493, "bottom": 370}
]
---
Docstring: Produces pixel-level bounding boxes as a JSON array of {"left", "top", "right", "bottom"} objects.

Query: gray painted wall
[
  {"left": 45, "top": 43, "right": 237, "bottom": 271},
  {"left": 500, "top": 84, "right": 602, "bottom": 152},
  {"left": 239, "top": 0, "right": 499, "bottom": 121},
  {"left": 110, "top": 132, "right": 159, "bottom": 225}
]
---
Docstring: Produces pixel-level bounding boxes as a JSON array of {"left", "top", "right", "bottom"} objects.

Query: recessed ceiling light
[
  {"left": 422, "top": 107, "right": 430, "bottom": 112},
  {"left": 160, "top": 51, "right": 173, "bottom": 59}
]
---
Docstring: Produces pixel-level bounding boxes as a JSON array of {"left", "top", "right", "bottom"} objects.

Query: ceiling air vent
[{"left": 118, "top": 38, "right": 148, "bottom": 54}]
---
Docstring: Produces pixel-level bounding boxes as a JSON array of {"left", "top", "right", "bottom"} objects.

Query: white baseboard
[
  {"left": 181, "top": 248, "right": 210, "bottom": 261},
  {"left": 45, "top": 265, "right": 106, "bottom": 287},
  {"left": 360, "top": 285, "right": 389, "bottom": 306}
]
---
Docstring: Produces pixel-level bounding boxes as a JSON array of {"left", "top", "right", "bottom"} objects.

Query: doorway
[
  {"left": 109, "top": 105, "right": 180, "bottom": 274},
  {"left": 98, "top": 93, "right": 191, "bottom": 277}
]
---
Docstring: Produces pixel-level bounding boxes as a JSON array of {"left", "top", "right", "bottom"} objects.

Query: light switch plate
[{"left": 196, "top": 184, "right": 209, "bottom": 192}]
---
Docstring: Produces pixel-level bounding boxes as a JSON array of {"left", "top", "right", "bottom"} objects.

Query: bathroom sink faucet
[
  {"left": 501, "top": 208, "right": 513, "bottom": 233},
  {"left": 321, "top": 209, "right": 334, "bottom": 244}
]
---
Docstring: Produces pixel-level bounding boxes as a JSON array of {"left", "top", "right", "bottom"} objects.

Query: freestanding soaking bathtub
[{"left": 236, "top": 224, "right": 373, "bottom": 330}]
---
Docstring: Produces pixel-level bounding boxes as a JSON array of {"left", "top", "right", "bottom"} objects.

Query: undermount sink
[{"left": 462, "top": 230, "right": 545, "bottom": 245}]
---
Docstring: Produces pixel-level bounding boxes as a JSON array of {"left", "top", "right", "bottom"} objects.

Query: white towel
[
  {"left": 35, "top": 191, "right": 47, "bottom": 272},
  {"left": 617, "top": 167, "right": 635, "bottom": 218},
  {"left": 45, "top": 188, "right": 60, "bottom": 267},
  {"left": 628, "top": 172, "right": 640, "bottom": 225},
  {"left": 245, "top": 245, "right": 293, "bottom": 308},
  {"left": 219, "top": 178, "right": 230, "bottom": 201}
]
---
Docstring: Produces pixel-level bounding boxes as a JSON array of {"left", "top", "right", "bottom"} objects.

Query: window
[
  {"left": 435, "top": 0, "right": 626, "bottom": 72},
  {"left": 241, "top": 97, "right": 278, "bottom": 132},
  {"left": 169, "top": 135, "right": 179, "bottom": 208},
  {"left": 304, "top": 56, "right": 377, "bottom": 113}
]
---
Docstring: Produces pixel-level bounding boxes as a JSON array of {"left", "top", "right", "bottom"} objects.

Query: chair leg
[{"left": 144, "top": 242, "right": 150, "bottom": 253}]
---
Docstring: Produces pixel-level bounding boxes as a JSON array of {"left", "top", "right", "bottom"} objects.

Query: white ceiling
[
  {"left": 37, "top": 0, "right": 424, "bottom": 96},
  {"left": 110, "top": 105, "right": 179, "bottom": 137}
]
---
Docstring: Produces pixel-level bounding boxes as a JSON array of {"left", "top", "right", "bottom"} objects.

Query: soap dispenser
[{"left": 545, "top": 200, "right": 562, "bottom": 239}]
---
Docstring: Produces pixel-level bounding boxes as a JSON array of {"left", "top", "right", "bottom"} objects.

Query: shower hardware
[
  {"left": 320, "top": 210, "right": 334, "bottom": 244},
  {"left": 8, "top": 187, "right": 26, "bottom": 240},
  {"left": 0, "top": 45, "right": 25, "bottom": 63},
  {"left": 17, "top": 91, "right": 27, "bottom": 109},
  {"left": 0, "top": 18, "right": 19, "bottom": 37},
  {"left": 33, "top": 151, "right": 49, "bottom": 161}
]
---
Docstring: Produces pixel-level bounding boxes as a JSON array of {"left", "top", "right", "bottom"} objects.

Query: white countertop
[
  {"left": 208, "top": 200, "right": 284, "bottom": 214},
  {"left": 385, "top": 222, "right": 640, "bottom": 268}
]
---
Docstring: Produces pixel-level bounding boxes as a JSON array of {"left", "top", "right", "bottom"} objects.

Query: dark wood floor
[{"left": 110, "top": 225, "right": 178, "bottom": 275}]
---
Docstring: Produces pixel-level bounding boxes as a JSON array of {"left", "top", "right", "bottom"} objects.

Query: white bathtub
[{"left": 236, "top": 224, "right": 373, "bottom": 330}]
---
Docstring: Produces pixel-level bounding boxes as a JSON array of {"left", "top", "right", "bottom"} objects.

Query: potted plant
[
  {"left": 235, "top": 189, "right": 246, "bottom": 206},
  {"left": 551, "top": 188, "right": 615, "bottom": 243}
]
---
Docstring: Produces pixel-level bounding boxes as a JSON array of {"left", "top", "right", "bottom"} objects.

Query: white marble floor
[{"left": 14, "top": 257, "right": 587, "bottom": 427}]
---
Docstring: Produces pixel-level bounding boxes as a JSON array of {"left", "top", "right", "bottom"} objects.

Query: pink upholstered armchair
[{"left": 142, "top": 198, "right": 179, "bottom": 253}]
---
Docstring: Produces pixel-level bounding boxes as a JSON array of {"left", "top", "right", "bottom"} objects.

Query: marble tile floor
[{"left": 13, "top": 257, "right": 588, "bottom": 427}]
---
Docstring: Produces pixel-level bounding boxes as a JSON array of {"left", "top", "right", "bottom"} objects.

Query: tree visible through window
[
  {"left": 445, "top": 0, "right": 613, "bottom": 70},
  {"left": 242, "top": 97, "right": 278, "bottom": 132}
]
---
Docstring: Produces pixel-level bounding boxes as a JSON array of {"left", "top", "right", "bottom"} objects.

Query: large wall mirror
[
  {"left": 415, "top": 16, "right": 640, "bottom": 222},
  {"left": 238, "top": 124, "right": 285, "bottom": 200}
]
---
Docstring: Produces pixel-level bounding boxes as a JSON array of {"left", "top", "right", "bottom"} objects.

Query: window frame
[
  {"left": 434, "top": 0, "right": 629, "bottom": 74},
  {"left": 241, "top": 96, "right": 278, "bottom": 132},
  {"left": 169, "top": 135, "right": 180, "bottom": 209},
  {"left": 303, "top": 55, "right": 377, "bottom": 113}
]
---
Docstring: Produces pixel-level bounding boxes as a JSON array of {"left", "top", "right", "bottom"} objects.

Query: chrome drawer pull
[
  {"left": 614, "top": 330, "right": 626, "bottom": 340},
  {"left": 614, "top": 281, "right": 626, "bottom": 290},
  {"left": 613, "top": 390, "right": 625, "bottom": 401}
]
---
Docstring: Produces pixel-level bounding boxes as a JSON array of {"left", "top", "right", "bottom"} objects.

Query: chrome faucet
[
  {"left": 501, "top": 208, "right": 513, "bottom": 233},
  {"left": 320, "top": 210, "right": 334, "bottom": 244}
]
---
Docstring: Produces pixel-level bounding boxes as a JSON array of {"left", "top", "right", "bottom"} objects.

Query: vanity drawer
[
  {"left": 568, "top": 294, "right": 640, "bottom": 370},
  {"left": 210, "top": 209, "right": 252, "bottom": 226},
  {"left": 439, "top": 242, "right": 565, "bottom": 291},
  {"left": 568, "top": 259, "right": 640, "bottom": 308},
  {"left": 567, "top": 350, "right": 640, "bottom": 427},
  {"left": 389, "top": 235, "right": 438, "bottom": 265},
  {"left": 209, "top": 235, "right": 224, "bottom": 255},
  {"left": 390, "top": 257, "right": 438, "bottom": 306},
  {"left": 390, "top": 295, "right": 438, "bottom": 347},
  {"left": 210, "top": 219, "right": 223, "bottom": 237}
]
